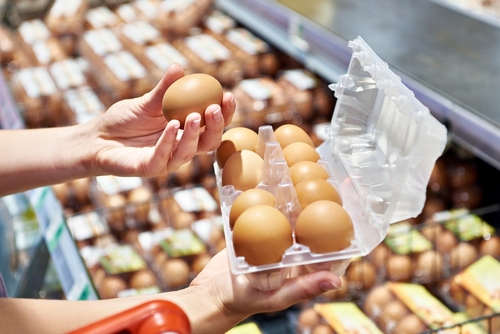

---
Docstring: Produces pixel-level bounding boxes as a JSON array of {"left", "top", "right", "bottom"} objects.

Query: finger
[
  {"left": 197, "top": 104, "right": 224, "bottom": 153},
  {"left": 221, "top": 92, "right": 235, "bottom": 126},
  {"left": 142, "top": 63, "right": 185, "bottom": 112},
  {"left": 168, "top": 113, "right": 201, "bottom": 171},
  {"left": 265, "top": 271, "right": 341, "bottom": 310},
  {"left": 147, "top": 119, "right": 181, "bottom": 176}
]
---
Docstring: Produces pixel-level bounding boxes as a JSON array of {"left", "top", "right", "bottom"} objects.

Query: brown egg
[
  {"left": 420, "top": 223, "right": 443, "bottom": 243},
  {"left": 162, "top": 258, "right": 191, "bottom": 288},
  {"left": 105, "top": 193, "right": 127, "bottom": 229},
  {"left": 229, "top": 188, "right": 276, "bottom": 229},
  {"left": 174, "top": 160, "right": 195, "bottom": 186},
  {"left": 71, "top": 177, "right": 91, "bottom": 204},
  {"left": 232, "top": 205, "right": 293, "bottom": 266},
  {"left": 380, "top": 299, "right": 409, "bottom": 328},
  {"left": 450, "top": 243, "right": 478, "bottom": 271},
  {"left": 363, "top": 284, "right": 394, "bottom": 317},
  {"left": 465, "top": 293, "right": 484, "bottom": 319},
  {"left": 282, "top": 141, "right": 320, "bottom": 167},
  {"left": 451, "top": 184, "right": 483, "bottom": 209},
  {"left": 289, "top": 161, "right": 329, "bottom": 186},
  {"left": 322, "top": 275, "right": 349, "bottom": 301},
  {"left": 414, "top": 250, "right": 443, "bottom": 281},
  {"left": 311, "top": 324, "right": 335, "bottom": 334},
  {"left": 192, "top": 253, "right": 212, "bottom": 275},
  {"left": 448, "top": 277, "right": 467, "bottom": 304},
  {"left": 297, "top": 307, "right": 321, "bottom": 331},
  {"left": 428, "top": 161, "right": 447, "bottom": 196},
  {"left": 346, "top": 260, "right": 377, "bottom": 290},
  {"left": 394, "top": 314, "right": 427, "bottom": 334},
  {"left": 295, "top": 178, "right": 342, "bottom": 210},
  {"left": 162, "top": 73, "right": 223, "bottom": 128},
  {"left": 128, "top": 186, "right": 153, "bottom": 222},
  {"left": 129, "top": 269, "right": 158, "bottom": 289},
  {"left": 222, "top": 150, "right": 263, "bottom": 191},
  {"left": 274, "top": 124, "right": 314, "bottom": 149},
  {"left": 295, "top": 200, "right": 354, "bottom": 254},
  {"left": 419, "top": 197, "right": 446, "bottom": 222},
  {"left": 52, "top": 182, "right": 70, "bottom": 204},
  {"left": 367, "top": 243, "right": 390, "bottom": 270},
  {"left": 216, "top": 127, "right": 259, "bottom": 168},
  {"left": 98, "top": 276, "right": 127, "bottom": 299},
  {"left": 386, "top": 255, "right": 413, "bottom": 282},
  {"left": 436, "top": 229, "right": 457, "bottom": 254},
  {"left": 448, "top": 161, "right": 477, "bottom": 189},
  {"left": 479, "top": 236, "right": 500, "bottom": 258}
]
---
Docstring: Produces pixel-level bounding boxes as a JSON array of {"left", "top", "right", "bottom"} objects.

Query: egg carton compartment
[
  {"left": 290, "top": 301, "right": 384, "bottom": 334},
  {"left": 79, "top": 242, "right": 163, "bottom": 299},
  {"left": 208, "top": 26, "right": 280, "bottom": 79},
  {"left": 215, "top": 36, "right": 447, "bottom": 291},
  {"left": 362, "top": 282, "right": 491, "bottom": 334},
  {"left": 435, "top": 254, "right": 500, "bottom": 332},
  {"left": 151, "top": 0, "right": 213, "bottom": 38}
]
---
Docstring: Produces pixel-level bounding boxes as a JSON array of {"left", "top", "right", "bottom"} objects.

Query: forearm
[
  {"left": 0, "top": 288, "right": 248, "bottom": 334},
  {"left": 0, "top": 122, "right": 95, "bottom": 197}
]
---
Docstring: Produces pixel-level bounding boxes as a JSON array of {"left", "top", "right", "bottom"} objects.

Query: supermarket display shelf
[{"left": 215, "top": 0, "right": 500, "bottom": 171}]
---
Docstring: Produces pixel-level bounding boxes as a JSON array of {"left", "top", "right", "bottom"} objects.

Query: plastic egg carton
[{"left": 216, "top": 36, "right": 448, "bottom": 290}]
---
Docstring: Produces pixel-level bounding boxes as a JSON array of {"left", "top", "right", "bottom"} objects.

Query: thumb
[{"left": 142, "top": 63, "right": 185, "bottom": 111}]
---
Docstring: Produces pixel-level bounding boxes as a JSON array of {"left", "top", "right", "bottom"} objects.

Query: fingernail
[
  {"left": 191, "top": 116, "right": 201, "bottom": 129},
  {"left": 211, "top": 106, "right": 222, "bottom": 122},
  {"left": 229, "top": 94, "right": 235, "bottom": 107},
  {"left": 320, "top": 280, "right": 340, "bottom": 291}
]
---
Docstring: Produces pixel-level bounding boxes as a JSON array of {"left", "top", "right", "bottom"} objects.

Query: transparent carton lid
[{"left": 317, "top": 36, "right": 448, "bottom": 254}]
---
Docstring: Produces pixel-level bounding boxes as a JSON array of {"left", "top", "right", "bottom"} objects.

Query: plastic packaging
[{"left": 215, "top": 36, "right": 448, "bottom": 290}]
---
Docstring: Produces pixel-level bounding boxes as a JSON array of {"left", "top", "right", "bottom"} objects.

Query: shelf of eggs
[
  {"left": 0, "top": 0, "right": 339, "bottom": 302},
  {"left": 51, "top": 170, "right": 225, "bottom": 299},
  {"left": 0, "top": 0, "right": 335, "bottom": 134},
  {"left": 289, "top": 144, "right": 500, "bottom": 334}
]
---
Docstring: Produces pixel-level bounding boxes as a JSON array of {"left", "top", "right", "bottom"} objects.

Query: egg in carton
[
  {"left": 214, "top": 37, "right": 448, "bottom": 291},
  {"left": 231, "top": 76, "right": 289, "bottom": 130},
  {"left": 0, "top": 25, "right": 16, "bottom": 66},
  {"left": 276, "top": 68, "right": 335, "bottom": 123},
  {"left": 210, "top": 27, "right": 280, "bottom": 79},
  {"left": 84, "top": 6, "right": 123, "bottom": 30},
  {"left": 293, "top": 301, "right": 384, "bottom": 334},
  {"left": 44, "top": 0, "right": 88, "bottom": 55},
  {"left": 200, "top": 9, "right": 237, "bottom": 36},
  {"left": 10, "top": 66, "right": 64, "bottom": 128},
  {"left": 114, "top": 20, "right": 166, "bottom": 62},
  {"left": 440, "top": 255, "right": 500, "bottom": 332},
  {"left": 80, "top": 242, "right": 162, "bottom": 299},
  {"left": 152, "top": 0, "right": 213, "bottom": 38},
  {"left": 172, "top": 33, "right": 243, "bottom": 87}
]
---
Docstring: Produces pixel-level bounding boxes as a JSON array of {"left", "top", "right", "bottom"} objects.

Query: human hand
[
  {"left": 85, "top": 63, "right": 235, "bottom": 178},
  {"left": 171, "top": 249, "right": 341, "bottom": 334}
]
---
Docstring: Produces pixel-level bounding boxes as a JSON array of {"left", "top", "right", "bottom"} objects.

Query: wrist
[{"left": 163, "top": 286, "right": 250, "bottom": 334}]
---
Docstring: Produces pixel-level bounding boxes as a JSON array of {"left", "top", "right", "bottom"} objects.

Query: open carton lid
[{"left": 317, "top": 36, "right": 448, "bottom": 255}]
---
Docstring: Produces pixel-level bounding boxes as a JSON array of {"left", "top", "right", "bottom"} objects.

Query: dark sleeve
[{"left": 0, "top": 273, "right": 7, "bottom": 297}]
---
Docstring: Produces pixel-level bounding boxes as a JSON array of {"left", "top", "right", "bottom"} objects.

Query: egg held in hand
[
  {"left": 162, "top": 73, "right": 223, "bottom": 128},
  {"left": 232, "top": 205, "right": 293, "bottom": 266},
  {"left": 295, "top": 200, "right": 354, "bottom": 254}
]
